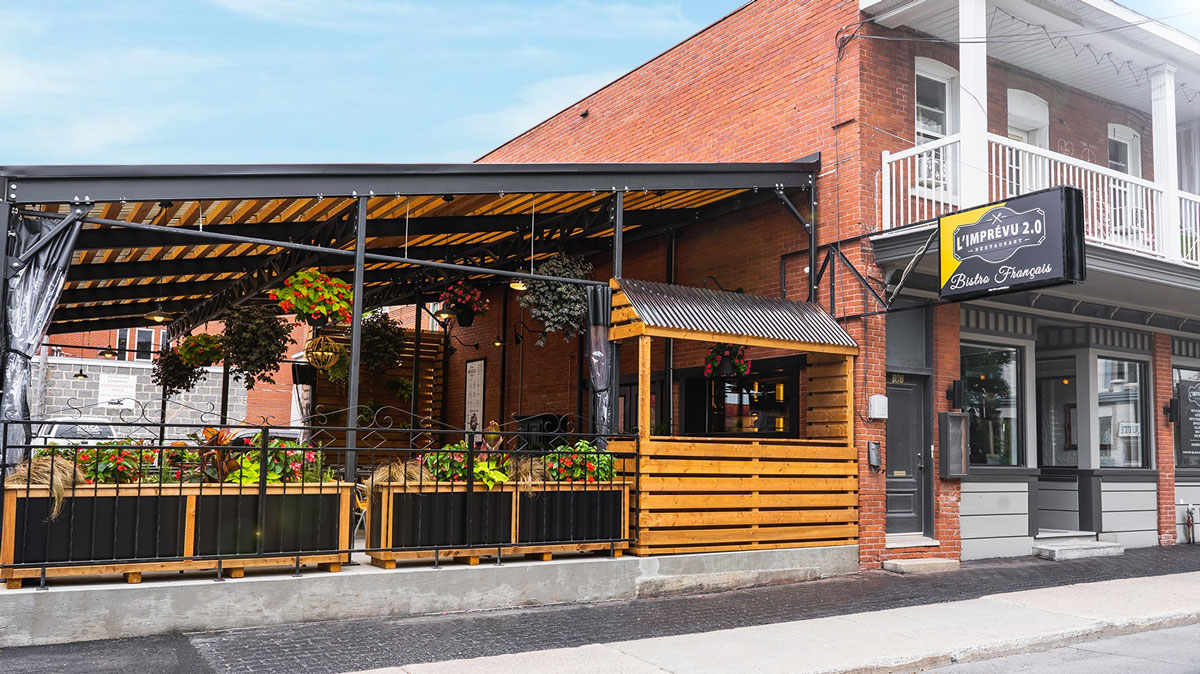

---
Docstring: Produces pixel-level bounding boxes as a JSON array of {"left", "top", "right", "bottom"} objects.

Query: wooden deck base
[
  {"left": 2, "top": 553, "right": 346, "bottom": 589},
  {"left": 367, "top": 542, "right": 626, "bottom": 567}
]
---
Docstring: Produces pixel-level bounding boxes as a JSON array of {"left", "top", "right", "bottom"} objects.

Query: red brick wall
[{"left": 1154, "top": 333, "right": 1178, "bottom": 545}]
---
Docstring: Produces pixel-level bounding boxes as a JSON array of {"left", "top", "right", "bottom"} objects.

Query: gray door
[{"left": 886, "top": 375, "right": 931, "bottom": 534}]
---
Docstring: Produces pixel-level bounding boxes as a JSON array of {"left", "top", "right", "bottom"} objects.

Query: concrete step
[
  {"left": 882, "top": 558, "right": 960, "bottom": 575},
  {"left": 1032, "top": 541, "right": 1124, "bottom": 561},
  {"left": 1035, "top": 530, "right": 1099, "bottom": 546}
]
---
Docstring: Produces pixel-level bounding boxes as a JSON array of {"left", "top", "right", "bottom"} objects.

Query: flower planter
[
  {"left": 305, "top": 313, "right": 330, "bottom": 328},
  {"left": 366, "top": 480, "right": 629, "bottom": 567},
  {"left": 455, "top": 310, "right": 476, "bottom": 327},
  {"left": 517, "top": 483, "right": 626, "bottom": 544},
  {"left": 716, "top": 359, "right": 735, "bottom": 377},
  {"left": 1, "top": 482, "right": 352, "bottom": 589}
]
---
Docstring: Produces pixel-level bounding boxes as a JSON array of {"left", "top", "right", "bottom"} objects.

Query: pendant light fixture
[
  {"left": 98, "top": 346, "right": 118, "bottom": 359},
  {"left": 73, "top": 367, "right": 88, "bottom": 380},
  {"left": 145, "top": 303, "right": 171, "bottom": 323},
  {"left": 509, "top": 194, "right": 534, "bottom": 291}
]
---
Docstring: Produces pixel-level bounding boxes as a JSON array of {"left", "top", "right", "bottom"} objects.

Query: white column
[
  {"left": 1151, "top": 64, "right": 1181, "bottom": 260},
  {"left": 959, "top": 0, "right": 989, "bottom": 206}
]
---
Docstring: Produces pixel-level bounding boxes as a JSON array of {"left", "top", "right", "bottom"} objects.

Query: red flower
[
  {"left": 562, "top": 457, "right": 573, "bottom": 467},
  {"left": 586, "top": 462, "right": 596, "bottom": 471}
]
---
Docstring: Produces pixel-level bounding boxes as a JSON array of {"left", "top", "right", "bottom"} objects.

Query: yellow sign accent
[{"left": 938, "top": 201, "right": 1007, "bottom": 288}]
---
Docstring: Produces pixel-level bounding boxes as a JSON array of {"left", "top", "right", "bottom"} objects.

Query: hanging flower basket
[
  {"left": 438, "top": 281, "right": 489, "bottom": 327},
  {"left": 177, "top": 333, "right": 223, "bottom": 368},
  {"left": 704, "top": 343, "right": 750, "bottom": 378},
  {"left": 270, "top": 270, "right": 353, "bottom": 327}
]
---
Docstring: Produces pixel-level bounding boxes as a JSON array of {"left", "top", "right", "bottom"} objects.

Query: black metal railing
[{"left": 0, "top": 414, "right": 638, "bottom": 589}]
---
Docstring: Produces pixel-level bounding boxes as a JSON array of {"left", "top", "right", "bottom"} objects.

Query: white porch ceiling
[{"left": 861, "top": 0, "right": 1200, "bottom": 123}]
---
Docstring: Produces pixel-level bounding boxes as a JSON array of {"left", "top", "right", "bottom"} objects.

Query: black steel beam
[
  {"left": 1, "top": 162, "right": 816, "bottom": 204},
  {"left": 60, "top": 280, "right": 233, "bottom": 305}
]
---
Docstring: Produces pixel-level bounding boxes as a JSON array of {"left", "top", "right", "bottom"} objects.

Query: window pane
[
  {"left": 1175, "top": 367, "right": 1200, "bottom": 469},
  {"left": 1108, "top": 138, "right": 1129, "bottom": 174},
  {"left": 709, "top": 372, "right": 791, "bottom": 435},
  {"left": 116, "top": 329, "right": 129, "bottom": 360},
  {"left": 962, "top": 343, "right": 1020, "bottom": 466},
  {"left": 915, "top": 75, "right": 947, "bottom": 139},
  {"left": 1037, "top": 358, "right": 1078, "bottom": 467},
  {"left": 1098, "top": 357, "right": 1146, "bottom": 468},
  {"left": 134, "top": 329, "right": 153, "bottom": 361}
]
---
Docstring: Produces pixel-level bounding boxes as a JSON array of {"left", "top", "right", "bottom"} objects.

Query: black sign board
[
  {"left": 1177, "top": 381, "right": 1200, "bottom": 462},
  {"left": 939, "top": 186, "right": 1085, "bottom": 300}
]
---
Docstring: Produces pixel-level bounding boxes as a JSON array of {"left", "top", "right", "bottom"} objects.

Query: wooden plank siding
[{"left": 613, "top": 436, "right": 858, "bottom": 556}]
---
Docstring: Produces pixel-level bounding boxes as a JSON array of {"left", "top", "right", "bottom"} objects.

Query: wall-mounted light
[{"left": 493, "top": 336, "right": 504, "bottom": 347}]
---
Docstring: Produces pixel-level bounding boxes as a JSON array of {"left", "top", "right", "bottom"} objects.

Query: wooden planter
[
  {"left": 1, "top": 482, "right": 352, "bottom": 589},
  {"left": 366, "top": 481, "right": 629, "bottom": 567}
]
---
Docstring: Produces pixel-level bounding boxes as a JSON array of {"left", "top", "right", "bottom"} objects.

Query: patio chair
[{"left": 352, "top": 482, "right": 370, "bottom": 539}]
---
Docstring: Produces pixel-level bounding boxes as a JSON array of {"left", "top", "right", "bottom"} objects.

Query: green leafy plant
[
  {"left": 704, "top": 342, "right": 750, "bottom": 377},
  {"left": 543, "top": 439, "right": 614, "bottom": 483},
  {"left": 516, "top": 253, "right": 593, "bottom": 346},
  {"left": 222, "top": 305, "right": 294, "bottom": 390},
  {"left": 270, "top": 269, "right": 353, "bottom": 324},
  {"left": 361, "top": 312, "right": 407, "bottom": 372},
  {"left": 37, "top": 440, "right": 158, "bottom": 484},
  {"left": 177, "top": 333, "right": 223, "bottom": 367},
  {"left": 152, "top": 346, "right": 205, "bottom": 396},
  {"left": 422, "top": 441, "right": 510, "bottom": 490}
]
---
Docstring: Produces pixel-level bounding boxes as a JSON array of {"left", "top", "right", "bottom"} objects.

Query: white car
[{"left": 33, "top": 417, "right": 116, "bottom": 448}]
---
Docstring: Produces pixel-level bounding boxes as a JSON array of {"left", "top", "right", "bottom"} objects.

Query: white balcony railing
[
  {"left": 1183, "top": 192, "right": 1200, "bottom": 264},
  {"left": 881, "top": 133, "right": 1196, "bottom": 262},
  {"left": 880, "top": 135, "right": 960, "bottom": 231},
  {"left": 987, "top": 134, "right": 1163, "bottom": 254}
]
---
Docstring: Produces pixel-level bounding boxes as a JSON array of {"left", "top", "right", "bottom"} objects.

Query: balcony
[{"left": 882, "top": 134, "right": 1200, "bottom": 266}]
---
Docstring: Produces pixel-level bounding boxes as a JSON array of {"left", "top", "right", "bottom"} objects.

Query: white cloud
[
  {"left": 455, "top": 69, "right": 623, "bottom": 141},
  {"left": 204, "top": 0, "right": 697, "bottom": 40}
]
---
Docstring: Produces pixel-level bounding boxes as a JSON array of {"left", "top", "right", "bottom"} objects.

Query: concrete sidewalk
[{"left": 352, "top": 571, "right": 1200, "bottom": 674}]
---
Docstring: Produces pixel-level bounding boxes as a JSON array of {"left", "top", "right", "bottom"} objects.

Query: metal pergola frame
[{"left": 0, "top": 159, "right": 819, "bottom": 478}]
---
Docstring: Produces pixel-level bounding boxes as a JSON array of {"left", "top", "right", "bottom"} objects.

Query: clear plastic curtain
[
  {"left": 3, "top": 216, "right": 82, "bottom": 471},
  {"left": 586, "top": 286, "right": 612, "bottom": 438}
]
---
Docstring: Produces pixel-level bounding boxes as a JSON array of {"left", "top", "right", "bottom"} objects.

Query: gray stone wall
[{"left": 28, "top": 358, "right": 247, "bottom": 439}]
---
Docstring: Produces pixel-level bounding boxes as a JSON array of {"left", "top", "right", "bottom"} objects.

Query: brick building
[{"left": 438, "top": 0, "right": 1200, "bottom": 567}]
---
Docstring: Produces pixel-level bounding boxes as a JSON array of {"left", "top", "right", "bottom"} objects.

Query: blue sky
[{"left": 0, "top": 0, "right": 1195, "bottom": 165}]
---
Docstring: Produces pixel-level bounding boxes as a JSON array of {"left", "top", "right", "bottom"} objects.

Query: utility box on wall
[{"left": 939, "top": 411, "right": 969, "bottom": 479}]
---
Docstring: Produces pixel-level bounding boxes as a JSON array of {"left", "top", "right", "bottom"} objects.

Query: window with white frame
[
  {"left": 1108, "top": 123, "right": 1141, "bottom": 178},
  {"left": 133, "top": 328, "right": 154, "bottom": 361},
  {"left": 914, "top": 58, "right": 958, "bottom": 145},
  {"left": 1005, "top": 90, "right": 1050, "bottom": 196}
]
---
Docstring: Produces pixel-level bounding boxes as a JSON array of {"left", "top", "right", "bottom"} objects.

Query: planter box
[
  {"left": 367, "top": 481, "right": 629, "bottom": 567},
  {"left": 1, "top": 482, "right": 352, "bottom": 589}
]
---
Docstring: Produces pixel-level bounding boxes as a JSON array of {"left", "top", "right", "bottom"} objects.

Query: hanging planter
[
  {"left": 177, "top": 333, "right": 223, "bottom": 368},
  {"left": 270, "top": 270, "right": 353, "bottom": 327},
  {"left": 516, "top": 254, "right": 593, "bottom": 346},
  {"left": 221, "top": 305, "right": 295, "bottom": 390},
  {"left": 704, "top": 343, "right": 750, "bottom": 378},
  {"left": 152, "top": 347, "right": 205, "bottom": 397},
  {"left": 438, "top": 281, "right": 489, "bottom": 327}
]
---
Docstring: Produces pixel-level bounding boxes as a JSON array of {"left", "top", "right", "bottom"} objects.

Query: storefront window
[
  {"left": 962, "top": 343, "right": 1021, "bottom": 466},
  {"left": 1098, "top": 357, "right": 1148, "bottom": 468},
  {"left": 1036, "top": 358, "right": 1078, "bottom": 467},
  {"left": 1173, "top": 367, "right": 1200, "bottom": 469}
]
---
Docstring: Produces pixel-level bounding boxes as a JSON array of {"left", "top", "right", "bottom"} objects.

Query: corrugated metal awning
[{"left": 615, "top": 278, "right": 857, "bottom": 350}]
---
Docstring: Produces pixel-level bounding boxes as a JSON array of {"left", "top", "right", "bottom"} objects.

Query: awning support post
[
  {"left": 609, "top": 192, "right": 624, "bottom": 433},
  {"left": 6, "top": 202, "right": 92, "bottom": 279},
  {"left": 345, "top": 196, "right": 368, "bottom": 483},
  {"left": 775, "top": 187, "right": 816, "bottom": 302}
]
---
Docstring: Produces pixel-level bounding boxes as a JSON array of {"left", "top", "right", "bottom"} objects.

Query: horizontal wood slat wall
[
  {"left": 805, "top": 354, "right": 854, "bottom": 441},
  {"left": 614, "top": 436, "right": 859, "bottom": 556},
  {"left": 312, "top": 328, "right": 444, "bottom": 451}
]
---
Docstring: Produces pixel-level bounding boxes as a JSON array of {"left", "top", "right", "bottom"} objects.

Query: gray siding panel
[
  {"left": 1037, "top": 478, "right": 1079, "bottom": 531},
  {"left": 1101, "top": 481, "right": 1157, "bottom": 548},
  {"left": 960, "top": 481, "right": 1031, "bottom": 560}
]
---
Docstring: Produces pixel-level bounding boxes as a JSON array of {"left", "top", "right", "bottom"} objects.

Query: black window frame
[{"left": 961, "top": 340, "right": 1025, "bottom": 467}]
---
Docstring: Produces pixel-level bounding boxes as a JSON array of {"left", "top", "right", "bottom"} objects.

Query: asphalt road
[{"left": 929, "top": 622, "right": 1200, "bottom": 673}]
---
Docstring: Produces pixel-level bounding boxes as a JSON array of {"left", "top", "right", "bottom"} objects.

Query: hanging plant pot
[
  {"left": 704, "top": 343, "right": 750, "bottom": 379},
  {"left": 305, "top": 313, "right": 330, "bottom": 328},
  {"left": 438, "top": 281, "right": 488, "bottom": 328},
  {"left": 716, "top": 358, "right": 735, "bottom": 377},
  {"left": 456, "top": 310, "right": 476, "bottom": 328}
]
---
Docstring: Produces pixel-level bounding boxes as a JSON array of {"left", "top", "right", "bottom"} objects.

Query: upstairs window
[
  {"left": 1108, "top": 123, "right": 1142, "bottom": 178},
  {"left": 915, "top": 58, "right": 959, "bottom": 145}
]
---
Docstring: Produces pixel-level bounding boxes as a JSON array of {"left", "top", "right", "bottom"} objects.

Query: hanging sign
[
  {"left": 464, "top": 359, "right": 485, "bottom": 434},
  {"left": 1177, "top": 381, "right": 1200, "bottom": 461},
  {"left": 939, "top": 186, "right": 1085, "bottom": 300}
]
